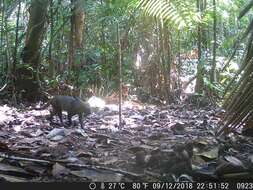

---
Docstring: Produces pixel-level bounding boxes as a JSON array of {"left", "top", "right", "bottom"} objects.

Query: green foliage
[
  {"left": 0, "top": 0, "right": 252, "bottom": 101},
  {"left": 134, "top": 0, "right": 200, "bottom": 30},
  {"left": 204, "top": 77, "right": 224, "bottom": 94},
  {"left": 78, "top": 63, "right": 101, "bottom": 87},
  {"left": 219, "top": 0, "right": 253, "bottom": 134},
  {"left": 44, "top": 75, "right": 62, "bottom": 88}
]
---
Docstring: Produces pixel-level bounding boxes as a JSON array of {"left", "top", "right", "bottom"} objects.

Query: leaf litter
[{"left": 0, "top": 100, "right": 252, "bottom": 182}]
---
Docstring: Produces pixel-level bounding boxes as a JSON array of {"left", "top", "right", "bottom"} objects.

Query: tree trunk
[
  {"left": 0, "top": 0, "right": 5, "bottom": 60},
  {"left": 117, "top": 22, "right": 122, "bottom": 126},
  {"left": 201, "top": 0, "right": 208, "bottom": 51},
  {"left": 210, "top": 0, "right": 217, "bottom": 83},
  {"left": 177, "top": 31, "right": 182, "bottom": 93},
  {"left": 73, "top": 0, "right": 85, "bottom": 49},
  {"left": 12, "top": 0, "right": 21, "bottom": 70},
  {"left": 55, "top": 0, "right": 62, "bottom": 74},
  {"left": 0, "top": 0, "right": 5, "bottom": 74},
  {"left": 160, "top": 22, "right": 171, "bottom": 103},
  {"left": 17, "top": 0, "right": 49, "bottom": 101},
  {"left": 155, "top": 20, "right": 162, "bottom": 97},
  {"left": 100, "top": 22, "right": 106, "bottom": 65},
  {"left": 68, "top": 0, "right": 85, "bottom": 75},
  {"left": 195, "top": 0, "right": 204, "bottom": 93},
  {"left": 48, "top": 0, "right": 55, "bottom": 78},
  {"left": 166, "top": 28, "right": 173, "bottom": 102},
  {"left": 68, "top": 0, "right": 75, "bottom": 73},
  {"left": 0, "top": 0, "right": 3, "bottom": 50}
]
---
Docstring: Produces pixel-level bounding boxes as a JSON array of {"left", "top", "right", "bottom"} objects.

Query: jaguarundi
[{"left": 37, "top": 95, "right": 91, "bottom": 128}]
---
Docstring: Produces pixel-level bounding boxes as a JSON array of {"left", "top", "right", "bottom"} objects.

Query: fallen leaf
[
  {"left": 71, "top": 169, "right": 123, "bottom": 182},
  {"left": 0, "top": 174, "right": 28, "bottom": 182},
  {"left": 197, "top": 147, "right": 219, "bottom": 160},
  {"left": 52, "top": 163, "right": 69, "bottom": 177}
]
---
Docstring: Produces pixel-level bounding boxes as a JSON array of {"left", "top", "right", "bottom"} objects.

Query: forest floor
[{"left": 0, "top": 100, "right": 252, "bottom": 182}]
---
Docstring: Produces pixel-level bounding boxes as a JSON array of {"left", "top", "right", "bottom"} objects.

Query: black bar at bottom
[{"left": 0, "top": 181, "right": 253, "bottom": 190}]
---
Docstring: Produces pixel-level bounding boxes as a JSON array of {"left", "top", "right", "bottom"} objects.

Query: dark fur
[{"left": 37, "top": 95, "right": 91, "bottom": 127}]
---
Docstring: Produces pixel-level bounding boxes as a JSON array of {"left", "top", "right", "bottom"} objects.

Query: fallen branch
[
  {"left": 0, "top": 84, "right": 7, "bottom": 91},
  {"left": 67, "top": 163, "right": 143, "bottom": 180},
  {"left": 0, "top": 152, "right": 52, "bottom": 165},
  {"left": 0, "top": 152, "right": 142, "bottom": 180}
]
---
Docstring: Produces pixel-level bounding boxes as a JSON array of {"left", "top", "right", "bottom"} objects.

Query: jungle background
[{"left": 0, "top": 0, "right": 253, "bottom": 182}]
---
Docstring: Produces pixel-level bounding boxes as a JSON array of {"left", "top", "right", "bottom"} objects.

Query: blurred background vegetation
[{"left": 0, "top": 0, "right": 251, "bottom": 110}]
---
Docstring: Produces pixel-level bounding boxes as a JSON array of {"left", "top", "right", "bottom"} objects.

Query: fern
[{"left": 135, "top": 0, "right": 199, "bottom": 29}]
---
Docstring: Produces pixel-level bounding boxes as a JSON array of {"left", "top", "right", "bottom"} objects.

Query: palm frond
[
  {"left": 238, "top": 0, "right": 253, "bottom": 19},
  {"left": 219, "top": 28, "right": 253, "bottom": 135},
  {"left": 136, "top": 0, "right": 199, "bottom": 29}
]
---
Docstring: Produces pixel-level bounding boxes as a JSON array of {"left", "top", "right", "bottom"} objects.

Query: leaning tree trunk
[{"left": 17, "top": 0, "right": 49, "bottom": 101}]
